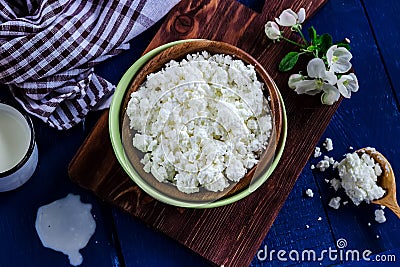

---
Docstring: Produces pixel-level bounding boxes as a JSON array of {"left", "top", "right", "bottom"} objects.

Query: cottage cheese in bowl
[{"left": 126, "top": 51, "right": 273, "bottom": 195}]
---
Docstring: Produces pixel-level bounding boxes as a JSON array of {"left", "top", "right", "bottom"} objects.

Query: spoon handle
[{"left": 383, "top": 202, "right": 400, "bottom": 219}]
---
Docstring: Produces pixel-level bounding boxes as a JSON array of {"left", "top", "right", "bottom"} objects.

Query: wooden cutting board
[{"left": 69, "top": 0, "right": 334, "bottom": 266}]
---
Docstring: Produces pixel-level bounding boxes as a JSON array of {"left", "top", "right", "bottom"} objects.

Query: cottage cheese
[
  {"left": 328, "top": 196, "right": 341, "bottom": 209},
  {"left": 338, "top": 152, "right": 385, "bottom": 205},
  {"left": 330, "top": 178, "right": 341, "bottom": 191},
  {"left": 316, "top": 156, "right": 333, "bottom": 171},
  {"left": 374, "top": 209, "right": 386, "bottom": 223},
  {"left": 323, "top": 138, "right": 333, "bottom": 152},
  {"left": 305, "top": 188, "right": 314, "bottom": 198},
  {"left": 127, "top": 52, "right": 272, "bottom": 194},
  {"left": 314, "top": 147, "right": 322, "bottom": 158}
]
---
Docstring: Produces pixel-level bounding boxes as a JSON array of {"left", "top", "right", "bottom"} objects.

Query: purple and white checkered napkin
[{"left": 0, "top": 0, "right": 180, "bottom": 130}]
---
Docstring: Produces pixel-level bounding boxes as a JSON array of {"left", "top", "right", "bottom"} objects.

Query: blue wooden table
[{"left": 1, "top": 0, "right": 399, "bottom": 266}]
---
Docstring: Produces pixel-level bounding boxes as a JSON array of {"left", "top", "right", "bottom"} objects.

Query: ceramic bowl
[{"left": 109, "top": 39, "right": 287, "bottom": 208}]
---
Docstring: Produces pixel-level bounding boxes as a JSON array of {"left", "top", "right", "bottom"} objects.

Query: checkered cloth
[{"left": 0, "top": 0, "right": 179, "bottom": 129}]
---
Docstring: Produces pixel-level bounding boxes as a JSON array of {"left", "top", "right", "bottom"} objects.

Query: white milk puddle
[{"left": 35, "top": 194, "right": 96, "bottom": 266}]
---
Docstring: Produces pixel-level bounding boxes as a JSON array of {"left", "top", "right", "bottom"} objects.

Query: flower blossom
[
  {"left": 275, "top": 8, "right": 306, "bottom": 27},
  {"left": 326, "top": 45, "right": 352, "bottom": 73},
  {"left": 337, "top": 73, "right": 359, "bottom": 98},
  {"left": 264, "top": 21, "right": 281, "bottom": 40},
  {"left": 289, "top": 58, "right": 340, "bottom": 105}
]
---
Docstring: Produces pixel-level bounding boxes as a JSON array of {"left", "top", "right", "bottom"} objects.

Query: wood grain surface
[{"left": 68, "top": 0, "right": 333, "bottom": 266}]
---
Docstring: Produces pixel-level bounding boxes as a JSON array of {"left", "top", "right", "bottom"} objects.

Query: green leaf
[
  {"left": 308, "top": 26, "right": 317, "bottom": 44},
  {"left": 279, "top": 52, "right": 300, "bottom": 72},
  {"left": 319, "top": 33, "right": 333, "bottom": 55}
]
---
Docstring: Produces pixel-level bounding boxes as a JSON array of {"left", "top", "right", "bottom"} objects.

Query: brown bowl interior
[{"left": 121, "top": 40, "right": 283, "bottom": 203}]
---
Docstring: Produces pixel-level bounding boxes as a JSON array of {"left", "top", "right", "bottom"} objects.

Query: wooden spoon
[{"left": 358, "top": 148, "right": 400, "bottom": 218}]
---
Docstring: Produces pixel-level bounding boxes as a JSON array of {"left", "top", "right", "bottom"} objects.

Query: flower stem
[
  {"left": 297, "top": 29, "right": 308, "bottom": 46},
  {"left": 281, "top": 37, "right": 306, "bottom": 48}
]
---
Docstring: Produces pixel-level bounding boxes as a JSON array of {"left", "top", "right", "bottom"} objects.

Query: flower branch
[{"left": 264, "top": 8, "right": 358, "bottom": 105}]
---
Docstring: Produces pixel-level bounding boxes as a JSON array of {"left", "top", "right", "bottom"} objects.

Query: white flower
[
  {"left": 275, "top": 8, "right": 306, "bottom": 27},
  {"left": 264, "top": 21, "right": 281, "bottom": 40},
  {"left": 326, "top": 45, "right": 352, "bottom": 73},
  {"left": 337, "top": 73, "right": 359, "bottom": 98},
  {"left": 307, "top": 58, "right": 337, "bottom": 84},
  {"left": 290, "top": 58, "right": 338, "bottom": 97},
  {"left": 288, "top": 58, "right": 341, "bottom": 105}
]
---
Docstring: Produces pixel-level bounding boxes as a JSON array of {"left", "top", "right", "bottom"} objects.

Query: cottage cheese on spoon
[
  {"left": 127, "top": 52, "right": 272, "bottom": 194},
  {"left": 338, "top": 151, "right": 385, "bottom": 205}
]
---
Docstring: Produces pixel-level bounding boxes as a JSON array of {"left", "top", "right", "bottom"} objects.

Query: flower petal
[
  {"left": 326, "top": 45, "right": 335, "bottom": 66},
  {"left": 288, "top": 73, "right": 303, "bottom": 89},
  {"left": 323, "top": 70, "right": 338, "bottom": 85},
  {"left": 333, "top": 47, "right": 353, "bottom": 61},
  {"left": 321, "top": 84, "right": 340, "bottom": 105},
  {"left": 275, "top": 9, "right": 297, "bottom": 26},
  {"left": 337, "top": 82, "right": 351, "bottom": 98},
  {"left": 348, "top": 73, "right": 359, "bottom": 92},
  {"left": 332, "top": 59, "right": 352, "bottom": 73},
  {"left": 265, "top": 21, "right": 281, "bottom": 40},
  {"left": 297, "top": 8, "right": 306, "bottom": 24},
  {"left": 293, "top": 80, "right": 320, "bottom": 95},
  {"left": 307, "top": 58, "right": 326, "bottom": 79}
]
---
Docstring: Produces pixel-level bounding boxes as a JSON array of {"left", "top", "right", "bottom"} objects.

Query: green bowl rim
[{"left": 109, "top": 39, "right": 288, "bottom": 208}]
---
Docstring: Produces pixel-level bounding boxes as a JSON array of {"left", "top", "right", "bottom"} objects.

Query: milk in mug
[{"left": 0, "top": 103, "right": 38, "bottom": 191}]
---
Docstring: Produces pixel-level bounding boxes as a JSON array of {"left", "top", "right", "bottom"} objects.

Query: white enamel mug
[{"left": 0, "top": 102, "right": 38, "bottom": 192}]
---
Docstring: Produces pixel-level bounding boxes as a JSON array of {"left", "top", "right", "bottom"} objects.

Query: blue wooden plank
[
  {"left": 0, "top": 88, "right": 121, "bottom": 267},
  {"left": 250, "top": 0, "right": 400, "bottom": 265},
  {"left": 250, "top": 168, "right": 339, "bottom": 267},
  {"left": 362, "top": 0, "right": 400, "bottom": 103},
  {"left": 304, "top": 0, "right": 400, "bottom": 263},
  {"left": 337, "top": 248, "right": 399, "bottom": 266},
  {"left": 111, "top": 208, "right": 211, "bottom": 267}
]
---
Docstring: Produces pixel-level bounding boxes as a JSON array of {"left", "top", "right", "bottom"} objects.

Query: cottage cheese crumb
[
  {"left": 338, "top": 152, "right": 385, "bottom": 205},
  {"left": 343, "top": 201, "right": 348, "bottom": 205},
  {"left": 380, "top": 205, "right": 386, "bottom": 209},
  {"left": 306, "top": 224, "right": 310, "bottom": 229},
  {"left": 323, "top": 138, "right": 333, "bottom": 152},
  {"left": 330, "top": 178, "right": 341, "bottom": 191},
  {"left": 305, "top": 189, "right": 314, "bottom": 198},
  {"left": 314, "top": 147, "right": 322, "bottom": 158},
  {"left": 316, "top": 156, "right": 331, "bottom": 171},
  {"left": 367, "top": 222, "right": 371, "bottom": 226},
  {"left": 311, "top": 164, "right": 315, "bottom": 170},
  {"left": 127, "top": 52, "right": 272, "bottom": 194},
  {"left": 317, "top": 217, "right": 322, "bottom": 221},
  {"left": 349, "top": 146, "right": 354, "bottom": 150},
  {"left": 328, "top": 196, "right": 341, "bottom": 209},
  {"left": 332, "top": 161, "right": 339, "bottom": 169},
  {"left": 374, "top": 209, "right": 386, "bottom": 223}
]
